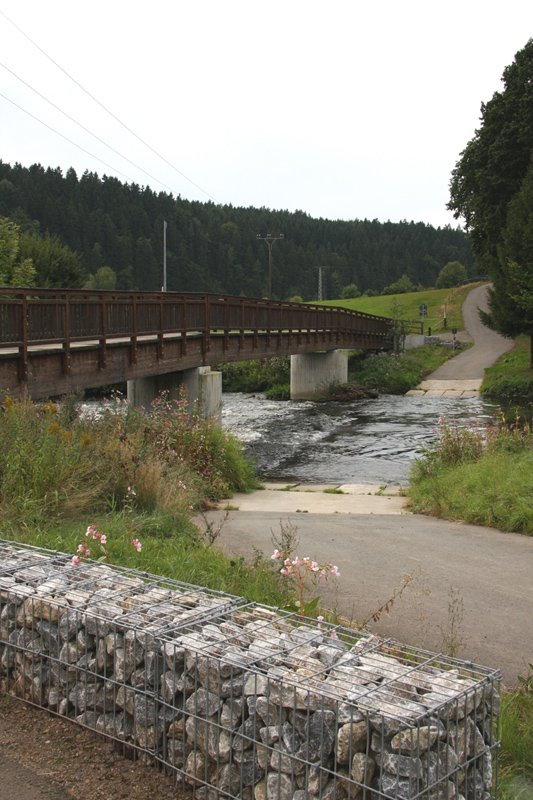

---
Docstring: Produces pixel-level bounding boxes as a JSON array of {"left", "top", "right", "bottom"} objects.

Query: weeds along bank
[
  {"left": 218, "top": 345, "right": 456, "bottom": 400},
  {"left": 0, "top": 395, "right": 286, "bottom": 603},
  {"left": 409, "top": 416, "right": 533, "bottom": 535}
]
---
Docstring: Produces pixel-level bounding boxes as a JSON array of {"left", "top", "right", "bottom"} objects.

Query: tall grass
[
  {"left": 348, "top": 345, "right": 455, "bottom": 394},
  {"left": 482, "top": 335, "right": 533, "bottom": 403},
  {"left": 0, "top": 393, "right": 257, "bottom": 526},
  {"left": 409, "top": 416, "right": 533, "bottom": 534},
  {"left": 499, "top": 671, "right": 533, "bottom": 799},
  {"left": 0, "top": 393, "right": 279, "bottom": 605}
]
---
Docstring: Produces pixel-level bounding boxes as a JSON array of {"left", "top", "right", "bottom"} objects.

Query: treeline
[{"left": 0, "top": 160, "right": 475, "bottom": 298}]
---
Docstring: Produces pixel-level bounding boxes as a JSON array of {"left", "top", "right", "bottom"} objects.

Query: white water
[{"left": 221, "top": 393, "right": 499, "bottom": 484}]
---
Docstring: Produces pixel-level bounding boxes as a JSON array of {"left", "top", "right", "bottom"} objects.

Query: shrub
[{"left": 218, "top": 357, "right": 290, "bottom": 393}]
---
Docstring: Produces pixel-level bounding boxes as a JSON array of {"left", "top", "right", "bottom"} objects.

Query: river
[{"left": 221, "top": 393, "right": 499, "bottom": 484}]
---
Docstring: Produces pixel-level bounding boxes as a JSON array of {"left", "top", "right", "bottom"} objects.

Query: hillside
[
  {"left": 321, "top": 284, "right": 481, "bottom": 334},
  {"left": 0, "top": 160, "right": 475, "bottom": 298}
]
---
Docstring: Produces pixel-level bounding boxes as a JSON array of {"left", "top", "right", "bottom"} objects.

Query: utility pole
[
  {"left": 162, "top": 220, "right": 167, "bottom": 292},
  {"left": 314, "top": 266, "right": 332, "bottom": 301},
  {"left": 256, "top": 233, "right": 284, "bottom": 299}
]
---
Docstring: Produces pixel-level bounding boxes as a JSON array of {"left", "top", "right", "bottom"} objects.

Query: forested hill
[{"left": 0, "top": 161, "right": 475, "bottom": 298}]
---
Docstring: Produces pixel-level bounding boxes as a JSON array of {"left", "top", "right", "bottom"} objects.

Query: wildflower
[
  {"left": 131, "top": 538, "right": 142, "bottom": 552},
  {"left": 71, "top": 555, "right": 81, "bottom": 566},
  {"left": 330, "top": 565, "right": 340, "bottom": 577},
  {"left": 271, "top": 549, "right": 281, "bottom": 560}
]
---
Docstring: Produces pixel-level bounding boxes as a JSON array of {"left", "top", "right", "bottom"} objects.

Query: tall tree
[
  {"left": 448, "top": 39, "right": 533, "bottom": 351},
  {"left": 498, "top": 155, "right": 533, "bottom": 361}
]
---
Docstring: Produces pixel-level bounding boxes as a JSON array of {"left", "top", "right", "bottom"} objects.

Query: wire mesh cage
[{"left": 0, "top": 539, "right": 501, "bottom": 799}]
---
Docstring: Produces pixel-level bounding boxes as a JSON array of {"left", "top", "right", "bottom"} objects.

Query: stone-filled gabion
[{"left": 0, "top": 539, "right": 501, "bottom": 799}]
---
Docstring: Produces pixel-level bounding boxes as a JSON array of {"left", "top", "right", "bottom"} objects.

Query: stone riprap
[{"left": 0, "top": 539, "right": 501, "bottom": 800}]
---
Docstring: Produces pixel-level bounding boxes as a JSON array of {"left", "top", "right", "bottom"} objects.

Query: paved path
[
  {"left": 407, "top": 284, "right": 514, "bottom": 396},
  {"left": 209, "top": 289, "right": 528, "bottom": 686},
  {"left": 205, "top": 488, "right": 533, "bottom": 687}
]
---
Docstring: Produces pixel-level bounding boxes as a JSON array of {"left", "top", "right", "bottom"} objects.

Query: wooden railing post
[
  {"left": 98, "top": 294, "right": 107, "bottom": 369},
  {"left": 18, "top": 292, "right": 28, "bottom": 382},
  {"left": 62, "top": 294, "right": 71, "bottom": 375},
  {"left": 158, "top": 294, "right": 164, "bottom": 360},
  {"left": 129, "top": 295, "right": 137, "bottom": 364},
  {"left": 202, "top": 295, "right": 210, "bottom": 361}
]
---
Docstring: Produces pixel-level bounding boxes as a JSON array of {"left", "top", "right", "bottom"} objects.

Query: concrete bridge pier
[
  {"left": 127, "top": 366, "right": 222, "bottom": 422},
  {"left": 290, "top": 350, "right": 348, "bottom": 400}
]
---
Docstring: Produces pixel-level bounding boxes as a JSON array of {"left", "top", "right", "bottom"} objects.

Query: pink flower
[
  {"left": 71, "top": 555, "right": 81, "bottom": 566},
  {"left": 311, "top": 561, "right": 319, "bottom": 572},
  {"left": 131, "top": 538, "right": 142, "bottom": 552},
  {"left": 330, "top": 565, "right": 340, "bottom": 577},
  {"left": 271, "top": 549, "right": 281, "bottom": 561},
  {"left": 99, "top": 534, "right": 107, "bottom": 545}
]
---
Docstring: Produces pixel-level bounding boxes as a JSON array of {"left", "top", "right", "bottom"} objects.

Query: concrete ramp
[
  {"left": 406, "top": 378, "right": 482, "bottom": 397},
  {"left": 219, "top": 482, "right": 409, "bottom": 515}
]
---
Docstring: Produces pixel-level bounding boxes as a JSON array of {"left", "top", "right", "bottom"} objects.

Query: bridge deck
[{"left": 0, "top": 288, "right": 393, "bottom": 400}]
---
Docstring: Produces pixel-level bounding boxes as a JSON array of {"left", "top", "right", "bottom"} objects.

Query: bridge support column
[
  {"left": 127, "top": 366, "right": 222, "bottom": 422},
  {"left": 290, "top": 350, "right": 348, "bottom": 400}
]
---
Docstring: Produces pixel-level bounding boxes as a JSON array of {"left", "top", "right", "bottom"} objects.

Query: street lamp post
[{"left": 256, "top": 233, "right": 284, "bottom": 299}]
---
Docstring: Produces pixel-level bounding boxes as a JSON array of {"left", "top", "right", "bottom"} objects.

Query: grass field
[
  {"left": 319, "top": 282, "right": 484, "bottom": 333},
  {"left": 482, "top": 335, "right": 533, "bottom": 402}
]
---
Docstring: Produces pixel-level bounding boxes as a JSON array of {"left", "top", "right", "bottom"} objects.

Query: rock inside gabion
[{"left": 0, "top": 540, "right": 501, "bottom": 799}]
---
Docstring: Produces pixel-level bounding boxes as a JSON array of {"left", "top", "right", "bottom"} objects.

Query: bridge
[{"left": 0, "top": 288, "right": 393, "bottom": 414}]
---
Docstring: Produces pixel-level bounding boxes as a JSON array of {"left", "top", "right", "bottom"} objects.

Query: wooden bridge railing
[
  {"left": 0, "top": 288, "right": 394, "bottom": 397},
  {"left": 0, "top": 287, "right": 393, "bottom": 348}
]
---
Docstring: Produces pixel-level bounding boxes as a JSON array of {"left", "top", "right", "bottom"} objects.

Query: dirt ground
[{"left": 0, "top": 694, "right": 181, "bottom": 800}]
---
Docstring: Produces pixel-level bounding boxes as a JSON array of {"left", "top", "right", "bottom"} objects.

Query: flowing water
[{"left": 221, "top": 393, "right": 500, "bottom": 484}]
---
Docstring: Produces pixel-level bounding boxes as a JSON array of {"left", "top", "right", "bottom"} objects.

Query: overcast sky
[{"left": 1, "top": 1, "right": 531, "bottom": 229}]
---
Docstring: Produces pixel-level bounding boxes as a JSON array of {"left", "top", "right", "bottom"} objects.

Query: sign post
[{"left": 419, "top": 303, "right": 427, "bottom": 335}]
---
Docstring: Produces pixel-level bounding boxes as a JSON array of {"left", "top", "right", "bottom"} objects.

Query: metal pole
[
  {"left": 256, "top": 233, "right": 284, "bottom": 299},
  {"left": 314, "top": 266, "right": 332, "bottom": 301},
  {"left": 163, "top": 220, "right": 167, "bottom": 292}
]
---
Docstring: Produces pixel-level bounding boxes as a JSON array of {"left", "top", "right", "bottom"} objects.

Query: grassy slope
[
  {"left": 319, "top": 283, "right": 483, "bottom": 333},
  {"left": 409, "top": 448, "right": 533, "bottom": 535},
  {"left": 481, "top": 335, "right": 533, "bottom": 401}
]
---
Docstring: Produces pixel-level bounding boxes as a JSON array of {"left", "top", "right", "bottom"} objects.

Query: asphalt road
[
  {"left": 208, "top": 285, "right": 529, "bottom": 686},
  {"left": 428, "top": 283, "right": 514, "bottom": 379},
  {"left": 209, "top": 508, "right": 533, "bottom": 687}
]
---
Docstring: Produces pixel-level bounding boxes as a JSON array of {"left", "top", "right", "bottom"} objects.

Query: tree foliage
[
  {"left": 0, "top": 161, "right": 475, "bottom": 298},
  {"left": 436, "top": 261, "right": 468, "bottom": 289},
  {"left": 0, "top": 216, "right": 36, "bottom": 287},
  {"left": 500, "top": 157, "right": 533, "bottom": 335},
  {"left": 448, "top": 39, "right": 533, "bottom": 351},
  {"left": 382, "top": 273, "right": 416, "bottom": 295}
]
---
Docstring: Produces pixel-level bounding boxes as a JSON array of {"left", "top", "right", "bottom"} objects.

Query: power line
[
  {"left": 0, "top": 60, "right": 177, "bottom": 195},
  {"left": 0, "top": 90, "right": 137, "bottom": 184},
  {"left": 0, "top": 8, "right": 218, "bottom": 203}
]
